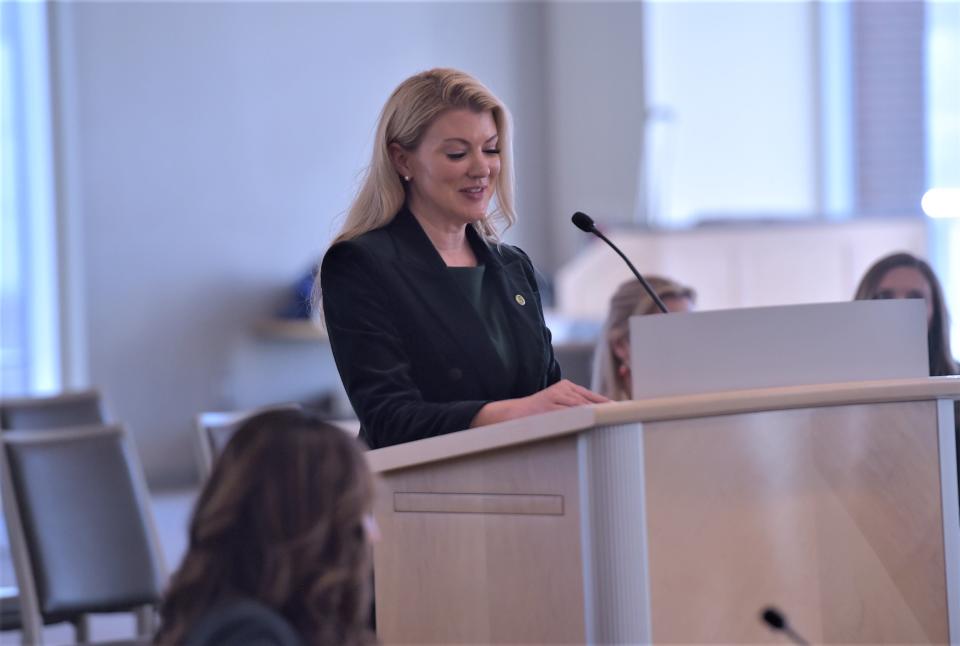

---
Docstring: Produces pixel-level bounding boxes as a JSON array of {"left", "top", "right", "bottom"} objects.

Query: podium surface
[{"left": 368, "top": 377, "right": 960, "bottom": 644}]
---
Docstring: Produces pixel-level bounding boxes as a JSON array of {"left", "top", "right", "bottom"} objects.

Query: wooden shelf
[{"left": 254, "top": 318, "right": 328, "bottom": 342}]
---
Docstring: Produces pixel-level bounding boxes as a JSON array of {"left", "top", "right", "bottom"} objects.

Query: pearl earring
[{"left": 403, "top": 175, "right": 411, "bottom": 182}]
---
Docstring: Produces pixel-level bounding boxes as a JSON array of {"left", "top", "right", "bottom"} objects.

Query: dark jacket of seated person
[
  {"left": 154, "top": 410, "right": 376, "bottom": 646},
  {"left": 321, "top": 206, "right": 561, "bottom": 449},
  {"left": 183, "top": 598, "right": 303, "bottom": 646}
]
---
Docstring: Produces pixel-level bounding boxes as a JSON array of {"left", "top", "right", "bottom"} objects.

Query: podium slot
[{"left": 394, "top": 492, "right": 563, "bottom": 515}]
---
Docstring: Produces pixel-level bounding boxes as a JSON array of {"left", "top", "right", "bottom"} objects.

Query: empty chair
[
  {"left": 194, "top": 403, "right": 302, "bottom": 481},
  {"left": 0, "top": 390, "right": 105, "bottom": 431},
  {"left": 0, "top": 389, "right": 107, "bottom": 638},
  {"left": 0, "top": 424, "right": 166, "bottom": 645}
]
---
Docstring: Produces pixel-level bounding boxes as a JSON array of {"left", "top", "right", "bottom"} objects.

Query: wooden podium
[{"left": 367, "top": 302, "right": 960, "bottom": 644}]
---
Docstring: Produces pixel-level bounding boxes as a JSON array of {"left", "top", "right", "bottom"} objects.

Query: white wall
[
  {"left": 543, "top": 2, "right": 647, "bottom": 269},
  {"left": 57, "top": 1, "right": 551, "bottom": 486}
]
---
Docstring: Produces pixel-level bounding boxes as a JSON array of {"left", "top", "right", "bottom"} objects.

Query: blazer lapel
[{"left": 388, "top": 210, "right": 513, "bottom": 399}]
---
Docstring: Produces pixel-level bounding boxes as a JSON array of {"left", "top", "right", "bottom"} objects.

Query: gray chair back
[
  {"left": 0, "top": 390, "right": 107, "bottom": 639},
  {"left": 0, "top": 391, "right": 104, "bottom": 431},
  {"left": 0, "top": 424, "right": 165, "bottom": 644}
]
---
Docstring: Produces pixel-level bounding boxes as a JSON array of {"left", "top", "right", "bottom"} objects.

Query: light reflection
[{"left": 921, "top": 188, "right": 960, "bottom": 220}]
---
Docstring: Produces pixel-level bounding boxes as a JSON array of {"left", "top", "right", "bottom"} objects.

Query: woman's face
[
  {"left": 873, "top": 266, "right": 934, "bottom": 327},
  {"left": 393, "top": 108, "right": 501, "bottom": 228},
  {"left": 662, "top": 295, "right": 694, "bottom": 314}
]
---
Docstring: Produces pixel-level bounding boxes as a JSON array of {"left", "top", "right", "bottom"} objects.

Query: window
[
  {"left": 925, "top": 0, "right": 960, "bottom": 357},
  {"left": 0, "top": 1, "right": 60, "bottom": 396}
]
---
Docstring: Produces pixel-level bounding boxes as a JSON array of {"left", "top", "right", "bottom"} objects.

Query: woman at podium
[{"left": 319, "top": 68, "right": 607, "bottom": 449}]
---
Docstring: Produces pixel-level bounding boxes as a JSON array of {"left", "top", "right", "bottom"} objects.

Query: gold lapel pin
[{"left": 515, "top": 294, "right": 526, "bottom": 306}]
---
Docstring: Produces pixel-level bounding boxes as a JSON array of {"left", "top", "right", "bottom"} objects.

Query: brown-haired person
[
  {"left": 319, "top": 68, "right": 607, "bottom": 449},
  {"left": 854, "top": 251, "right": 958, "bottom": 377},
  {"left": 592, "top": 276, "right": 696, "bottom": 400},
  {"left": 154, "top": 410, "right": 376, "bottom": 646},
  {"left": 854, "top": 251, "right": 959, "bottom": 509}
]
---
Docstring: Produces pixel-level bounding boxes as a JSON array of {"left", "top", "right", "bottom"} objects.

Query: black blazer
[{"left": 320, "top": 208, "right": 561, "bottom": 449}]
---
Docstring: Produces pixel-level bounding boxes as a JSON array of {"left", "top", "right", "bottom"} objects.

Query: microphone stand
[{"left": 571, "top": 212, "right": 669, "bottom": 314}]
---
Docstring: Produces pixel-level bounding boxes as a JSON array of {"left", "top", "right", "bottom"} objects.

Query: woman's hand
[
  {"left": 518, "top": 379, "right": 609, "bottom": 413},
  {"left": 471, "top": 380, "right": 609, "bottom": 428}
]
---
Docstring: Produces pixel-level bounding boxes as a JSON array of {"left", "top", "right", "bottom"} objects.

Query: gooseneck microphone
[
  {"left": 760, "top": 607, "right": 810, "bottom": 645},
  {"left": 570, "top": 211, "right": 668, "bottom": 313}
]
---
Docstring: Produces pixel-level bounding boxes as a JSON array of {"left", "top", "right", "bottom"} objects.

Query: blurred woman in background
[
  {"left": 155, "top": 409, "right": 376, "bottom": 646},
  {"left": 592, "top": 276, "right": 696, "bottom": 400},
  {"left": 854, "top": 251, "right": 958, "bottom": 377}
]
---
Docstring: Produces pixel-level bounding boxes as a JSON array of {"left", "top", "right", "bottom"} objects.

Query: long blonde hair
[
  {"left": 591, "top": 276, "right": 696, "bottom": 400},
  {"left": 332, "top": 68, "right": 516, "bottom": 245}
]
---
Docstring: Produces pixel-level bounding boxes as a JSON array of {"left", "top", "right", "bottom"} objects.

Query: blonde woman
[
  {"left": 320, "top": 68, "right": 607, "bottom": 449},
  {"left": 592, "top": 276, "right": 696, "bottom": 400}
]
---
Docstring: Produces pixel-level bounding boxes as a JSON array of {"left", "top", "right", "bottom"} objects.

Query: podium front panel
[
  {"left": 373, "top": 435, "right": 587, "bottom": 644},
  {"left": 642, "top": 399, "right": 950, "bottom": 643}
]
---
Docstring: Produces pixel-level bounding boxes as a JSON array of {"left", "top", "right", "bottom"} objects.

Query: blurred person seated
[
  {"left": 154, "top": 410, "right": 377, "bottom": 646},
  {"left": 854, "top": 251, "right": 958, "bottom": 377},
  {"left": 592, "top": 276, "right": 696, "bottom": 400}
]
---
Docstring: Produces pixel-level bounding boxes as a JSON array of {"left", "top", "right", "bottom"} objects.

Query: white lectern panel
[{"left": 630, "top": 300, "right": 928, "bottom": 399}]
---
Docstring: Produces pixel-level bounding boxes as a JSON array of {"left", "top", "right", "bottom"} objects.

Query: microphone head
[
  {"left": 761, "top": 607, "right": 786, "bottom": 630},
  {"left": 571, "top": 211, "right": 595, "bottom": 233}
]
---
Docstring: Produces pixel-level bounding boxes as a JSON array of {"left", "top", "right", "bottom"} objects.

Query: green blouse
[{"left": 447, "top": 265, "right": 518, "bottom": 385}]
